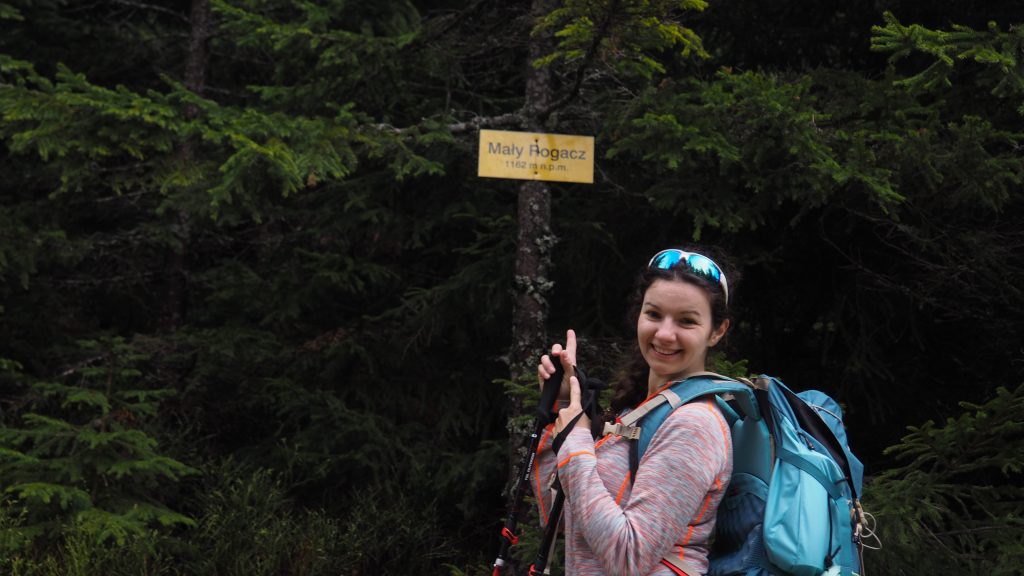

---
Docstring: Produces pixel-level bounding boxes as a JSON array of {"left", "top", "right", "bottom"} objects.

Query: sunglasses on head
[{"left": 647, "top": 249, "right": 730, "bottom": 304}]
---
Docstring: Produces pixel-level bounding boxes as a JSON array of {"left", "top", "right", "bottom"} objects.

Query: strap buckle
[{"left": 603, "top": 421, "right": 641, "bottom": 439}]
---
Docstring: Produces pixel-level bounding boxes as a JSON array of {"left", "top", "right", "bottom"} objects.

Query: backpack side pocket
[
  {"left": 763, "top": 416, "right": 847, "bottom": 576},
  {"left": 708, "top": 472, "right": 773, "bottom": 576}
]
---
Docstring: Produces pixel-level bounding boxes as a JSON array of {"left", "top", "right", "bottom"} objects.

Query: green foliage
[
  {"left": 537, "top": 0, "right": 710, "bottom": 78},
  {"left": 0, "top": 518, "right": 175, "bottom": 576},
  {"left": 1, "top": 1, "right": 1023, "bottom": 574},
  {"left": 0, "top": 338, "right": 196, "bottom": 554},
  {"left": 212, "top": 0, "right": 424, "bottom": 114},
  {"left": 187, "top": 463, "right": 457, "bottom": 576},
  {"left": 872, "top": 12, "right": 1024, "bottom": 99},
  {"left": 0, "top": 3, "right": 22, "bottom": 21},
  {"left": 604, "top": 68, "right": 919, "bottom": 237},
  {"left": 189, "top": 466, "right": 345, "bottom": 576},
  {"left": 337, "top": 483, "right": 455, "bottom": 574},
  {"left": 708, "top": 355, "right": 749, "bottom": 379},
  {"left": 863, "top": 383, "right": 1024, "bottom": 575},
  {"left": 0, "top": 59, "right": 362, "bottom": 221}
]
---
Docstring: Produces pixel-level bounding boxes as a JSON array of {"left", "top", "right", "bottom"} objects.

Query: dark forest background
[{"left": 1, "top": 0, "right": 1022, "bottom": 574}]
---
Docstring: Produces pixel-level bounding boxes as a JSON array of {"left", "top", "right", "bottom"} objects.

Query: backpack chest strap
[{"left": 602, "top": 421, "right": 642, "bottom": 439}]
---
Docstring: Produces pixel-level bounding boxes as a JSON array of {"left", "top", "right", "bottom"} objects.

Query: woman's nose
[{"left": 654, "top": 319, "right": 674, "bottom": 340}]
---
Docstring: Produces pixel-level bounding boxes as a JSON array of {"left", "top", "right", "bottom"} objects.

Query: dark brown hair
[{"left": 605, "top": 246, "right": 738, "bottom": 419}]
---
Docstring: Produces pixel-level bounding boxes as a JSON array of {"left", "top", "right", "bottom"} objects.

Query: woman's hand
[
  {"left": 537, "top": 329, "right": 577, "bottom": 403},
  {"left": 554, "top": 374, "right": 590, "bottom": 435}
]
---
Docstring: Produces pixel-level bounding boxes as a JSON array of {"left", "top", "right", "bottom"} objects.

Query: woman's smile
[{"left": 651, "top": 345, "right": 680, "bottom": 357}]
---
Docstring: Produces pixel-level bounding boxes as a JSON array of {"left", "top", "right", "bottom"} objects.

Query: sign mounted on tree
[{"left": 478, "top": 129, "right": 594, "bottom": 184}]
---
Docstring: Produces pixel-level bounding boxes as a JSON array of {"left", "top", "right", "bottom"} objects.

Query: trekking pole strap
[{"left": 551, "top": 411, "right": 587, "bottom": 453}]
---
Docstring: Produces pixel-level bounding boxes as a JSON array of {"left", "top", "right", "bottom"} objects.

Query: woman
[{"left": 535, "top": 247, "right": 736, "bottom": 575}]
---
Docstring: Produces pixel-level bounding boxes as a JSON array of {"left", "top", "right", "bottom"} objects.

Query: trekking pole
[
  {"left": 529, "top": 487, "right": 564, "bottom": 575},
  {"left": 491, "top": 360, "right": 565, "bottom": 576},
  {"left": 529, "top": 373, "right": 604, "bottom": 576}
]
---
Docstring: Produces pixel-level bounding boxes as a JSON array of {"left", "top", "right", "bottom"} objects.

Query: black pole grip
[{"left": 537, "top": 360, "right": 565, "bottom": 424}]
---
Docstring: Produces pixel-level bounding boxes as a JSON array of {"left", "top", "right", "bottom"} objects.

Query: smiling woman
[
  {"left": 534, "top": 246, "right": 739, "bottom": 576},
  {"left": 638, "top": 279, "right": 728, "bottom": 394},
  {"left": 616, "top": 247, "right": 736, "bottom": 411}
]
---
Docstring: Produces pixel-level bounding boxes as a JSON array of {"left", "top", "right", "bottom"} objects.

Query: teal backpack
[{"left": 606, "top": 373, "right": 868, "bottom": 576}]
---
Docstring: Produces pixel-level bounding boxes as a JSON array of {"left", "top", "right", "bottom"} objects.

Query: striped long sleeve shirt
[{"left": 535, "top": 396, "right": 732, "bottom": 575}]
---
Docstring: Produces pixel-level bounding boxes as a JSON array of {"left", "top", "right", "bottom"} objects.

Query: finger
[
  {"left": 538, "top": 355, "right": 554, "bottom": 378},
  {"left": 565, "top": 329, "right": 577, "bottom": 365},
  {"left": 542, "top": 355, "right": 556, "bottom": 373},
  {"left": 568, "top": 375, "right": 582, "bottom": 408},
  {"left": 550, "top": 343, "right": 563, "bottom": 357}
]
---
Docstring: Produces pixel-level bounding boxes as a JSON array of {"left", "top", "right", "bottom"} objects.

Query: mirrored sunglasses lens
[
  {"left": 686, "top": 254, "right": 721, "bottom": 281},
  {"left": 651, "top": 250, "right": 683, "bottom": 270}
]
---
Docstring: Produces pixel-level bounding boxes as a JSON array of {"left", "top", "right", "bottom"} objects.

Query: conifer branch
[
  {"left": 446, "top": 112, "right": 525, "bottom": 134},
  {"left": 107, "top": 0, "right": 190, "bottom": 22},
  {"left": 534, "top": 0, "right": 618, "bottom": 122},
  {"left": 369, "top": 111, "right": 523, "bottom": 137}
]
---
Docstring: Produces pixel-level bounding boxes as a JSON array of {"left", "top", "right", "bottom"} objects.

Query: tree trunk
[
  {"left": 163, "top": 0, "right": 211, "bottom": 331},
  {"left": 510, "top": 0, "right": 557, "bottom": 383},
  {"left": 504, "top": 0, "right": 557, "bottom": 571}
]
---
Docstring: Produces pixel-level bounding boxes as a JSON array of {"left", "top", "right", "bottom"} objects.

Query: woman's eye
[{"left": 645, "top": 311, "right": 661, "bottom": 320}]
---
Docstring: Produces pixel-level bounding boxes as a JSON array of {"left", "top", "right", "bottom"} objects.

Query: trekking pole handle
[{"left": 537, "top": 360, "right": 566, "bottom": 423}]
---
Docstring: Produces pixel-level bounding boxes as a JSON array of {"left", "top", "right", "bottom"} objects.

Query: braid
[{"left": 606, "top": 349, "right": 649, "bottom": 420}]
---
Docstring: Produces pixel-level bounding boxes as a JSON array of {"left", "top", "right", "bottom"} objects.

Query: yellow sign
[{"left": 478, "top": 129, "right": 594, "bottom": 184}]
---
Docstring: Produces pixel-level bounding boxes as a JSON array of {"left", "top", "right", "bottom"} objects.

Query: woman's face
[{"left": 637, "top": 278, "right": 729, "bottom": 391}]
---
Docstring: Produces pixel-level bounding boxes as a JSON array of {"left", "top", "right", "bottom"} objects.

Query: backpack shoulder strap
[
  {"left": 610, "top": 373, "right": 758, "bottom": 432},
  {"left": 611, "top": 375, "right": 761, "bottom": 484}
]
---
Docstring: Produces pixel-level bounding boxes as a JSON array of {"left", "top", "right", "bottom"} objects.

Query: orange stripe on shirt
[
  {"left": 678, "top": 526, "right": 695, "bottom": 559},
  {"left": 537, "top": 424, "right": 554, "bottom": 454},
  {"left": 693, "top": 491, "right": 715, "bottom": 524},
  {"left": 634, "top": 381, "right": 674, "bottom": 408},
  {"left": 675, "top": 405, "right": 729, "bottom": 556},
  {"left": 535, "top": 425, "right": 555, "bottom": 524},
  {"left": 679, "top": 491, "right": 716, "bottom": 549},
  {"left": 557, "top": 450, "right": 594, "bottom": 468},
  {"left": 700, "top": 401, "right": 731, "bottom": 447},
  {"left": 614, "top": 472, "right": 631, "bottom": 505}
]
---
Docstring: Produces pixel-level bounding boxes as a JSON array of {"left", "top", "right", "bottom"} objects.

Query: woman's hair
[{"left": 605, "top": 245, "right": 739, "bottom": 419}]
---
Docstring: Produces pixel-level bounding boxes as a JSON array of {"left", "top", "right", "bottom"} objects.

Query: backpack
[{"left": 605, "top": 373, "right": 867, "bottom": 576}]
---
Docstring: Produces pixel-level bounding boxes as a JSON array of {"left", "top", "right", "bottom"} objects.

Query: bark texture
[{"left": 163, "top": 0, "right": 211, "bottom": 331}]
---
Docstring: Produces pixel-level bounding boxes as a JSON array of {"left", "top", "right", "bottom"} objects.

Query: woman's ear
[{"left": 709, "top": 319, "right": 730, "bottom": 347}]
